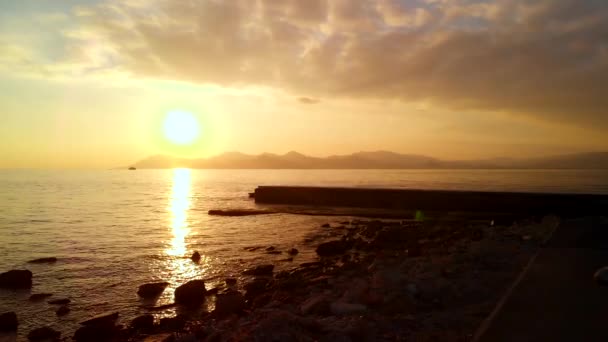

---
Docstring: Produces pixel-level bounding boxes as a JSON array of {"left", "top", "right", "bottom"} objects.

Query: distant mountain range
[{"left": 130, "top": 151, "right": 608, "bottom": 169}]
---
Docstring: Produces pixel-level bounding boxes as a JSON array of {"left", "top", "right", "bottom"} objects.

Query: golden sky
[{"left": 1, "top": 0, "right": 607, "bottom": 168}]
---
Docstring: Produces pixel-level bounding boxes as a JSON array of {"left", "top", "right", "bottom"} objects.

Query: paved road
[{"left": 475, "top": 217, "right": 608, "bottom": 342}]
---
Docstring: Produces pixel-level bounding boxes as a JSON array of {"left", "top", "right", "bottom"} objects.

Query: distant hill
[{"left": 130, "top": 151, "right": 608, "bottom": 169}]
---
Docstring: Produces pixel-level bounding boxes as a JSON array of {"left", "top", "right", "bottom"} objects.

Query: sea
[{"left": 1, "top": 169, "right": 608, "bottom": 340}]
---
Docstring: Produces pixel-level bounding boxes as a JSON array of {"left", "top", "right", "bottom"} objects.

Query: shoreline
[
  {"left": 123, "top": 214, "right": 557, "bottom": 341},
  {"left": 1, "top": 213, "right": 560, "bottom": 341}
]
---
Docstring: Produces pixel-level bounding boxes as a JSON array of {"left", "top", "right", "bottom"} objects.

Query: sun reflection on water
[{"left": 168, "top": 168, "right": 191, "bottom": 257}]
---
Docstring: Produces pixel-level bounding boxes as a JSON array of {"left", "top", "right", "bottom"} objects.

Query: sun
[{"left": 163, "top": 110, "right": 200, "bottom": 145}]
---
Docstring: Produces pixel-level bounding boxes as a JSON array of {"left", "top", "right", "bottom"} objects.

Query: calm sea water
[{"left": 1, "top": 169, "right": 607, "bottom": 339}]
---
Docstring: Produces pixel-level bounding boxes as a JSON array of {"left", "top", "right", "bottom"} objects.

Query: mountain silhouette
[{"left": 130, "top": 151, "right": 608, "bottom": 169}]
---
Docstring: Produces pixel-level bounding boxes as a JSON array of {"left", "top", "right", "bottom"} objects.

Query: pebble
[{"left": 594, "top": 266, "right": 608, "bottom": 286}]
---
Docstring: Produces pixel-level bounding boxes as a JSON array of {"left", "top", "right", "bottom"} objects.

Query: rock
[
  {"left": 471, "top": 228, "right": 484, "bottom": 241},
  {"left": 131, "top": 314, "right": 154, "bottom": 331},
  {"left": 244, "top": 277, "right": 271, "bottom": 300},
  {"left": 300, "top": 294, "right": 330, "bottom": 315},
  {"left": 75, "top": 312, "right": 119, "bottom": 342},
  {"left": 138, "top": 282, "right": 170, "bottom": 298},
  {"left": 225, "top": 278, "right": 237, "bottom": 286},
  {"left": 144, "top": 333, "right": 175, "bottom": 342},
  {"left": 287, "top": 248, "right": 299, "bottom": 256},
  {"left": 341, "top": 278, "right": 369, "bottom": 303},
  {"left": 48, "top": 298, "right": 70, "bottom": 305},
  {"left": 56, "top": 305, "right": 70, "bottom": 316},
  {"left": 0, "top": 311, "right": 18, "bottom": 332},
  {"left": 29, "top": 293, "right": 53, "bottom": 301},
  {"left": 80, "top": 312, "right": 119, "bottom": 326},
  {"left": 27, "top": 326, "right": 61, "bottom": 341},
  {"left": 214, "top": 291, "right": 246, "bottom": 316},
  {"left": 330, "top": 302, "right": 367, "bottom": 315},
  {"left": 316, "top": 240, "right": 350, "bottom": 257},
  {"left": 28, "top": 257, "right": 57, "bottom": 264},
  {"left": 242, "top": 264, "right": 274, "bottom": 276},
  {"left": 174, "top": 280, "right": 207, "bottom": 306},
  {"left": 206, "top": 287, "right": 220, "bottom": 295},
  {"left": 0, "top": 269, "right": 33, "bottom": 289},
  {"left": 159, "top": 314, "right": 187, "bottom": 331},
  {"left": 266, "top": 246, "right": 276, "bottom": 252},
  {"left": 191, "top": 251, "right": 201, "bottom": 262},
  {"left": 594, "top": 266, "right": 608, "bottom": 286},
  {"left": 322, "top": 223, "right": 331, "bottom": 228}
]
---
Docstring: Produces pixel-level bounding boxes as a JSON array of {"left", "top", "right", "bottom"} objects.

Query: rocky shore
[{"left": 1, "top": 214, "right": 559, "bottom": 341}]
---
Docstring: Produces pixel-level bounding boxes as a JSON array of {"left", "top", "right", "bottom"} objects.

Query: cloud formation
[{"left": 10, "top": 0, "right": 608, "bottom": 127}]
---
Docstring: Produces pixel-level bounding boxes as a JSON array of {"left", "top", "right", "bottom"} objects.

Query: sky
[{"left": 1, "top": 0, "right": 607, "bottom": 168}]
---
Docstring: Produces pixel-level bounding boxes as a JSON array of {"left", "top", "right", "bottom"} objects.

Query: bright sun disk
[{"left": 163, "top": 111, "right": 200, "bottom": 145}]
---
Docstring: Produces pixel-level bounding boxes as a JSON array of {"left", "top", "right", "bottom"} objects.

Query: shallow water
[{"left": 1, "top": 169, "right": 607, "bottom": 340}]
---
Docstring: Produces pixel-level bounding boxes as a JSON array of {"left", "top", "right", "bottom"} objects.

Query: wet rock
[
  {"left": 225, "top": 278, "right": 237, "bottom": 286},
  {"left": 56, "top": 305, "right": 70, "bottom": 316},
  {"left": 27, "top": 257, "right": 57, "bottom": 264},
  {"left": 266, "top": 246, "right": 276, "bottom": 252},
  {"left": 300, "top": 294, "right": 331, "bottom": 315},
  {"left": 29, "top": 293, "right": 53, "bottom": 301},
  {"left": 243, "top": 264, "right": 274, "bottom": 276},
  {"left": 191, "top": 251, "right": 201, "bottom": 262},
  {"left": 316, "top": 240, "right": 350, "bottom": 257},
  {"left": 144, "top": 334, "right": 175, "bottom": 342},
  {"left": 0, "top": 269, "right": 33, "bottom": 289},
  {"left": 322, "top": 223, "right": 331, "bottom": 228},
  {"left": 330, "top": 302, "right": 367, "bottom": 315},
  {"left": 174, "top": 280, "right": 207, "bottom": 306},
  {"left": 74, "top": 312, "right": 120, "bottom": 342},
  {"left": 0, "top": 311, "right": 18, "bottom": 331},
  {"left": 81, "top": 312, "right": 119, "bottom": 327},
  {"left": 206, "top": 287, "right": 220, "bottom": 295},
  {"left": 48, "top": 298, "right": 70, "bottom": 305},
  {"left": 131, "top": 314, "right": 154, "bottom": 332},
  {"left": 594, "top": 266, "right": 608, "bottom": 286},
  {"left": 244, "top": 278, "right": 270, "bottom": 300},
  {"left": 287, "top": 248, "right": 299, "bottom": 256},
  {"left": 27, "top": 326, "right": 61, "bottom": 341},
  {"left": 159, "top": 314, "right": 187, "bottom": 331},
  {"left": 138, "top": 282, "right": 170, "bottom": 298},
  {"left": 214, "top": 291, "right": 246, "bottom": 316}
]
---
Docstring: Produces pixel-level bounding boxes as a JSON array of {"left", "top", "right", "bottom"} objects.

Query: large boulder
[
  {"left": 138, "top": 282, "right": 170, "bottom": 298},
  {"left": 174, "top": 280, "right": 207, "bottom": 306},
  {"left": 0, "top": 269, "right": 33, "bottom": 289},
  {"left": 316, "top": 240, "right": 350, "bottom": 257},
  {"left": 74, "top": 312, "right": 119, "bottom": 342},
  {"left": 131, "top": 314, "right": 154, "bottom": 332},
  {"left": 244, "top": 278, "right": 270, "bottom": 300},
  {"left": 214, "top": 291, "right": 246, "bottom": 317},
  {"left": 158, "top": 314, "right": 187, "bottom": 331},
  {"left": 27, "top": 326, "right": 61, "bottom": 341},
  {"left": 27, "top": 257, "right": 57, "bottom": 264},
  {"left": 242, "top": 264, "right": 274, "bottom": 276},
  {"left": 0, "top": 311, "right": 18, "bottom": 332}
]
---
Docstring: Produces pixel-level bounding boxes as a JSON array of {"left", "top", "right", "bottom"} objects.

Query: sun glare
[{"left": 163, "top": 111, "right": 200, "bottom": 145}]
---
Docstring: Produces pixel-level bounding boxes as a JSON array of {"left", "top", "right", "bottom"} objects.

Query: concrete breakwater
[{"left": 252, "top": 186, "right": 608, "bottom": 215}]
